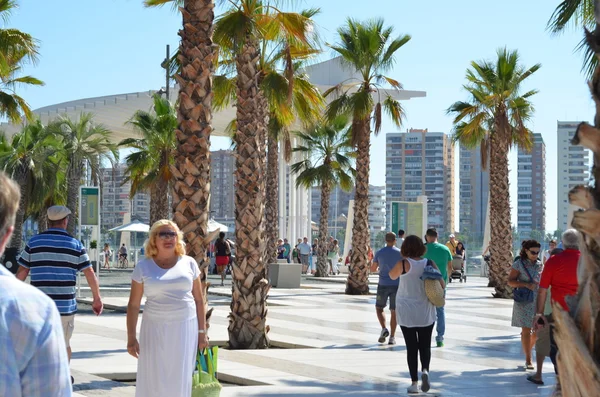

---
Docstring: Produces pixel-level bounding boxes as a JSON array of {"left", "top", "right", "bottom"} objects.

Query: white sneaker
[
  {"left": 421, "top": 370, "right": 430, "bottom": 392},
  {"left": 378, "top": 328, "right": 389, "bottom": 343},
  {"left": 407, "top": 383, "right": 419, "bottom": 394},
  {"left": 388, "top": 336, "right": 396, "bottom": 345}
]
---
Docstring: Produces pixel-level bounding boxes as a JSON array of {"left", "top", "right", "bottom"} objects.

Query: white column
[
  {"left": 307, "top": 186, "right": 312, "bottom": 238},
  {"left": 288, "top": 147, "right": 296, "bottom": 243},
  {"left": 278, "top": 145, "right": 287, "bottom": 239}
]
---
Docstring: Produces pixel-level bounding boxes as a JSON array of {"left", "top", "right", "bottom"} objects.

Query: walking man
[
  {"left": 0, "top": 172, "right": 72, "bottom": 396},
  {"left": 16, "top": 205, "right": 103, "bottom": 374},
  {"left": 397, "top": 229, "right": 405, "bottom": 248},
  {"left": 371, "top": 232, "right": 402, "bottom": 345},
  {"left": 424, "top": 228, "right": 453, "bottom": 347},
  {"left": 282, "top": 238, "right": 292, "bottom": 263},
  {"left": 532, "top": 229, "right": 580, "bottom": 391},
  {"left": 297, "top": 237, "right": 312, "bottom": 274}
]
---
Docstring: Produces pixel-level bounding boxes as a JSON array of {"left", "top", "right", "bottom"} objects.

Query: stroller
[{"left": 449, "top": 254, "right": 466, "bottom": 283}]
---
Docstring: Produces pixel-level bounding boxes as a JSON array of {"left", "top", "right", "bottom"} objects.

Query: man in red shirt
[{"left": 533, "top": 229, "right": 580, "bottom": 386}]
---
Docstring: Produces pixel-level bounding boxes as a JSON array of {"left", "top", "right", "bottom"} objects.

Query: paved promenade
[{"left": 71, "top": 276, "right": 556, "bottom": 396}]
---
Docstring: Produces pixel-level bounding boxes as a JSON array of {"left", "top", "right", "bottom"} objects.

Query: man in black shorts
[{"left": 371, "top": 232, "right": 402, "bottom": 345}]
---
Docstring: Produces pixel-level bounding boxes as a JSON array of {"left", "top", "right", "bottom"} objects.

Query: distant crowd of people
[{"left": 276, "top": 236, "right": 341, "bottom": 275}]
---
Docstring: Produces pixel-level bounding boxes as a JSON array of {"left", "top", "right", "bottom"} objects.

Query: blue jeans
[{"left": 435, "top": 289, "right": 447, "bottom": 342}]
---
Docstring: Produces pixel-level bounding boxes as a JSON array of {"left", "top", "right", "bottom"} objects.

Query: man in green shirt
[{"left": 423, "top": 228, "right": 453, "bottom": 347}]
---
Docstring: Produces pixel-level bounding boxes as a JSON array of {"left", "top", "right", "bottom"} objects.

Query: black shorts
[{"left": 376, "top": 284, "right": 398, "bottom": 310}]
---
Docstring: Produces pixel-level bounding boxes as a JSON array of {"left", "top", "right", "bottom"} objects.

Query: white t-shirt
[
  {"left": 395, "top": 257, "right": 436, "bottom": 327},
  {"left": 542, "top": 249, "right": 552, "bottom": 263},
  {"left": 132, "top": 255, "right": 200, "bottom": 321},
  {"left": 396, "top": 237, "right": 405, "bottom": 249}
]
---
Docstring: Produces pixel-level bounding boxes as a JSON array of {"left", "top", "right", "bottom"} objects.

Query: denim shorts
[{"left": 376, "top": 284, "right": 398, "bottom": 310}]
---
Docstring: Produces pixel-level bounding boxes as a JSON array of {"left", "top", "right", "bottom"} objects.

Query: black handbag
[{"left": 513, "top": 260, "right": 535, "bottom": 303}]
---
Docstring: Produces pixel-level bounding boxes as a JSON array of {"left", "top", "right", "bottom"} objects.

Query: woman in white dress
[
  {"left": 390, "top": 235, "right": 445, "bottom": 394},
  {"left": 126, "top": 220, "right": 209, "bottom": 397}
]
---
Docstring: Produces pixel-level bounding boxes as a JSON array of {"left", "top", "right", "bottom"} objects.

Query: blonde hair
[
  {"left": 144, "top": 219, "right": 186, "bottom": 258},
  {"left": 0, "top": 172, "right": 20, "bottom": 238}
]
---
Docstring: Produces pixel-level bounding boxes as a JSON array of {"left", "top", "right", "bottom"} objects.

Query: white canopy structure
[
  {"left": 108, "top": 220, "right": 150, "bottom": 233},
  {"left": 2, "top": 57, "right": 426, "bottom": 245}
]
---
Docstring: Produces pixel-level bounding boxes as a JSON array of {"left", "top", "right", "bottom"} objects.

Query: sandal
[
  {"left": 525, "top": 362, "right": 535, "bottom": 370},
  {"left": 527, "top": 375, "right": 544, "bottom": 385}
]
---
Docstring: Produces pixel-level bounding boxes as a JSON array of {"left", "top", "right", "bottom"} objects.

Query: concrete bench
[{"left": 268, "top": 262, "right": 302, "bottom": 288}]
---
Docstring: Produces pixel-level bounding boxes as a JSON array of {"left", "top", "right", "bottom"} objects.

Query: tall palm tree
[
  {"left": 144, "top": 0, "right": 218, "bottom": 277},
  {"left": 0, "top": 0, "right": 43, "bottom": 122},
  {"left": 0, "top": 120, "right": 60, "bottom": 249},
  {"left": 214, "top": 11, "right": 322, "bottom": 265},
  {"left": 551, "top": 1, "right": 600, "bottom": 393},
  {"left": 49, "top": 113, "right": 118, "bottom": 236},
  {"left": 447, "top": 48, "right": 540, "bottom": 298},
  {"left": 291, "top": 116, "right": 355, "bottom": 277},
  {"left": 120, "top": 94, "right": 177, "bottom": 225},
  {"left": 325, "top": 18, "right": 410, "bottom": 295},
  {"left": 214, "top": 0, "right": 314, "bottom": 349}
]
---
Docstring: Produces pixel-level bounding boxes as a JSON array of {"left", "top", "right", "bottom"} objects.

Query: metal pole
[{"left": 166, "top": 45, "right": 170, "bottom": 101}]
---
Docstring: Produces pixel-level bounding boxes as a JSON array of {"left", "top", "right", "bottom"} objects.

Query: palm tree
[
  {"left": 49, "top": 113, "right": 118, "bottom": 236},
  {"left": 214, "top": 0, "right": 314, "bottom": 349},
  {"left": 144, "top": 0, "right": 218, "bottom": 277},
  {"left": 0, "top": 120, "right": 60, "bottom": 249},
  {"left": 291, "top": 116, "right": 355, "bottom": 277},
  {"left": 325, "top": 18, "right": 410, "bottom": 295},
  {"left": 447, "top": 48, "right": 540, "bottom": 298},
  {"left": 0, "top": 0, "right": 43, "bottom": 122},
  {"left": 548, "top": 0, "right": 597, "bottom": 76},
  {"left": 551, "top": 1, "right": 600, "bottom": 394},
  {"left": 214, "top": 9, "right": 322, "bottom": 265},
  {"left": 119, "top": 94, "right": 177, "bottom": 225}
]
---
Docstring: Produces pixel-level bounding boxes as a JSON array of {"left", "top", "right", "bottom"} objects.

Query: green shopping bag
[{"left": 192, "top": 347, "right": 222, "bottom": 397}]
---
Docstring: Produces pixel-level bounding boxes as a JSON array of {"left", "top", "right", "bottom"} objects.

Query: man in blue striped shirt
[
  {"left": 17, "top": 205, "right": 103, "bottom": 365},
  {"left": 0, "top": 172, "right": 72, "bottom": 396}
]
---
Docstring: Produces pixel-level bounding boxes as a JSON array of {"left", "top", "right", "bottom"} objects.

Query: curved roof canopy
[{"left": 0, "top": 57, "right": 425, "bottom": 142}]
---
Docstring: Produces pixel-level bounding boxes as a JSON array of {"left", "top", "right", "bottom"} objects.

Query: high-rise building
[
  {"left": 459, "top": 145, "right": 489, "bottom": 244},
  {"left": 557, "top": 121, "right": 591, "bottom": 231},
  {"left": 368, "top": 185, "right": 386, "bottom": 240},
  {"left": 517, "top": 133, "right": 546, "bottom": 237},
  {"left": 209, "top": 149, "right": 236, "bottom": 223},
  {"left": 386, "top": 129, "right": 455, "bottom": 236},
  {"left": 100, "top": 164, "right": 150, "bottom": 232}
]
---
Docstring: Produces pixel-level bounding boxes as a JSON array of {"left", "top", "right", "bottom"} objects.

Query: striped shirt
[{"left": 18, "top": 228, "right": 91, "bottom": 316}]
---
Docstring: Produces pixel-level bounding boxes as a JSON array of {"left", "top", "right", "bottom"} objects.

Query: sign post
[
  {"left": 79, "top": 187, "right": 101, "bottom": 297},
  {"left": 390, "top": 200, "right": 426, "bottom": 239}
]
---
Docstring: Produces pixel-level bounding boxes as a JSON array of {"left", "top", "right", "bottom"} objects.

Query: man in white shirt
[
  {"left": 298, "top": 237, "right": 312, "bottom": 274},
  {"left": 396, "top": 229, "right": 405, "bottom": 248},
  {"left": 0, "top": 172, "right": 72, "bottom": 396}
]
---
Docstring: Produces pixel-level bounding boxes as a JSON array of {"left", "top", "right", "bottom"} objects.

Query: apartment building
[
  {"left": 458, "top": 144, "right": 489, "bottom": 243},
  {"left": 517, "top": 133, "right": 546, "bottom": 237},
  {"left": 386, "top": 129, "right": 455, "bottom": 236}
]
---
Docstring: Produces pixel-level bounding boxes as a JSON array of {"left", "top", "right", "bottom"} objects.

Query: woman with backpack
[{"left": 214, "top": 232, "right": 231, "bottom": 287}]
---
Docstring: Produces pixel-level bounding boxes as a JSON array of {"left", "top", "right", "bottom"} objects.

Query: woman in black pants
[{"left": 390, "top": 235, "right": 445, "bottom": 394}]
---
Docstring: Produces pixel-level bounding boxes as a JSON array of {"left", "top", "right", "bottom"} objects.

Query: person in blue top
[{"left": 371, "top": 232, "right": 403, "bottom": 345}]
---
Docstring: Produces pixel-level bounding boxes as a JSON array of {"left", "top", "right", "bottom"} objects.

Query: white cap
[
  {"left": 47, "top": 205, "right": 71, "bottom": 221},
  {"left": 449, "top": 234, "right": 455, "bottom": 238}
]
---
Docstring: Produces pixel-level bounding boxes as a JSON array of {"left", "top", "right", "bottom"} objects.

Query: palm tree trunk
[
  {"left": 487, "top": 113, "right": 513, "bottom": 299},
  {"left": 150, "top": 177, "right": 170, "bottom": 226},
  {"left": 315, "top": 181, "right": 331, "bottom": 277},
  {"left": 346, "top": 120, "right": 371, "bottom": 295},
  {"left": 171, "top": 0, "right": 215, "bottom": 277},
  {"left": 66, "top": 160, "right": 84, "bottom": 237},
  {"left": 9, "top": 166, "right": 28, "bottom": 250},
  {"left": 264, "top": 131, "right": 279, "bottom": 265},
  {"left": 38, "top": 202, "right": 49, "bottom": 233},
  {"left": 229, "top": 37, "right": 270, "bottom": 350}
]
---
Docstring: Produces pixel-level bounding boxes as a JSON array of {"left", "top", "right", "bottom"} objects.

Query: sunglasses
[
  {"left": 528, "top": 250, "right": 540, "bottom": 255},
  {"left": 158, "top": 231, "right": 177, "bottom": 240}
]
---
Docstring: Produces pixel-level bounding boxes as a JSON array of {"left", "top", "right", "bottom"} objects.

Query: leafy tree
[
  {"left": 120, "top": 94, "right": 177, "bottom": 225},
  {"left": 49, "top": 113, "right": 118, "bottom": 236},
  {"left": 325, "top": 18, "right": 411, "bottom": 295},
  {"left": 214, "top": 0, "right": 315, "bottom": 349},
  {"left": 448, "top": 48, "right": 540, "bottom": 298},
  {"left": 0, "top": 120, "right": 60, "bottom": 249},
  {"left": 291, "top": 116, "right": 355, "bottom": 277}
]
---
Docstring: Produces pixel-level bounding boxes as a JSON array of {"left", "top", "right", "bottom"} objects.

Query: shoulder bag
[{"left": 513, "top": 260, "right": 535, "bottom": 303}]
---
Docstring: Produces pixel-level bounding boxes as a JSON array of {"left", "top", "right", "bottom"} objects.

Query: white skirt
[{"left": 136, "top": 315, "right": 198, "bottom": 397}]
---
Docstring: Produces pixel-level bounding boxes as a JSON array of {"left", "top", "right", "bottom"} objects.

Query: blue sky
[{"left": 11, "top": 0, "right": 595, "bottom": 232}]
